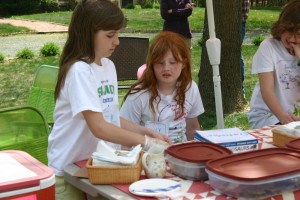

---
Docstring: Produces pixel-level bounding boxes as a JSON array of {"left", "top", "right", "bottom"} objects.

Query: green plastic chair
[
  {"left": 0, "top": 65, "right": 58, "bottom": 164},
  {"left": 27, "top": 65, "right": 58, "bottom": 125},
  {"left": 0, "top": 106, "right": 50, "bottom": 164}
]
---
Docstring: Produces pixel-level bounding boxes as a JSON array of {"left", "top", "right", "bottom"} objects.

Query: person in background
[
  {"left": 120, "top": 31, "right": 204, "bottom": 144},
  {"left": 247, "top": 0, "right": 300, "bottom": 129},
  {"left": 47, "top": 1, "right": 169, "bottom": 199},
  {"left": 160, "top": 0, "right": 194, "bottom": 49},
  {"left": 241, "top": 0, "right": 250, "bottom": 95}
]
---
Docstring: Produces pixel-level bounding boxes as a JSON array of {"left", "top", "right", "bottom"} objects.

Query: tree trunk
[{"left": 198, "top": 0, "right": 244, "bottom": 114}]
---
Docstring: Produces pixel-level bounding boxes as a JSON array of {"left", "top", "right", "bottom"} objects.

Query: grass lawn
[
  {"left": 0, "top": 23, "right": 31, "bottom": 34},
  {"left": 1, "top": 6, "right": 275, "bottom": 130},
  {"left": 0, "top": 42, "right": 259, "bottom": 130},
  {"left": 9, "top": 6, "right": 281, "bottom": 32}
]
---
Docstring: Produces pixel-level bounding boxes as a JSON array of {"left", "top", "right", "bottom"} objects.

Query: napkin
[
  {"left": 92, "top": 140, "right": 142, "bottom": 166},
  {"left": 274, "top": 121, "right": 300, "bottom": 137}
]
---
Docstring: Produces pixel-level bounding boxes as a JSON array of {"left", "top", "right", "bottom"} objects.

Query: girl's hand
[
  {"left": 148, "top": 130, "right": 171, "bottom": 143},
  {"left": 291, "top": 43, "right": 300, "bottom": 59},
  {"left": 143, "top": 135, "right": 170, "bottom": 151},
  {"left": 279, "top": 113, "right": 300, "bottom": 125}
]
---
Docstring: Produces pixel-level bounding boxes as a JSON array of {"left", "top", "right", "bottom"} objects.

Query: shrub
[
  {"left": 138, "top": 0, "right": 154, "bottom": 8},
  {"left": 124, "top": 3, "right": 135, "bottom": 9},
  {"left": 0, "top": 0, "right": 40, "bottom": 15},
  {"left": 142, "top": 3, "right": 154, "bottom": 8},
  {"left": 40, "top": 42, "right": 60, "bottom": 57},
  {"left": 68, "top": 0, "right": 80, "bottom": 10},
  {"left": 154, "top": 3, "right": 160, "bottom": 9},
  {"left": 197, "top": 38, "right": 203, "bottom": 46},
  {"left": 41, "top": 0, "right": 59, "bottom": 12},
  {"left": 16, "top": 48, "right": 35, "bottom": 59},
  {"left": 251, "top": 35, "right": 266, "bottom": 46},
  {"left": 0, "top": 53, "right": 5, "bottom": 62}
]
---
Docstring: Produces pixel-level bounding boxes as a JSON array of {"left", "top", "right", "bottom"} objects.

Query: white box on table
[{"left": 194, "top": 128, "right": 258, "bottom": 153}]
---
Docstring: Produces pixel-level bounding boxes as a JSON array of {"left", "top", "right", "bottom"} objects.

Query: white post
[{"left": 205, "top": 0, "right": 224, "bottom": 129}]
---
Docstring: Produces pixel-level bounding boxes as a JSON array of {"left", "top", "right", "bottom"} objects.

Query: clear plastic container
[
  {"left": 165, "top": 142, "right": 232, "bottom": 180},
  {"left": 165, "top": 154, "right": 207, "bottom": 180},
  {"left": 206, "top": 148, "right": 300, "bottom": 200}
]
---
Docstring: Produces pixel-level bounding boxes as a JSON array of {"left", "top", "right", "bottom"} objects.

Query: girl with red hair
[{"left": 120, "top": 31, "right": 204, "bottom": 143}]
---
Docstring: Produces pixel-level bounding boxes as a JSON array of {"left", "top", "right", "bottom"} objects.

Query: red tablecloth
[{"left": 110, "top": 126, "right": 300, "bottom": 200}]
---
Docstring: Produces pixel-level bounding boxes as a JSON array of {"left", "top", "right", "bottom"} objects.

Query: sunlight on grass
[{"left": 0, "top": 23, "right": 32, "bottom": 34}]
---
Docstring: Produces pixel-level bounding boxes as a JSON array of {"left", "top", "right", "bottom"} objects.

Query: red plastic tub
[{"left": 0, "top": 150, "right": 55, "bottom": 200}]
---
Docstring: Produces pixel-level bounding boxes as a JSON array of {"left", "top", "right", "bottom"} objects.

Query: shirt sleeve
[
  {"left": 67, "top": 63, "right": 102, "bottom": 118},
  {"left": 186, "top": 81, "right": 205, "bottom": 118},
  {"left": 120, "top": 92, "right": 144, "bottom": 125},
  {"left": 252, "top": 39, "right": 275, "bottom": 75},
  {"left": 160, "top": 0, "right": 192, "bottom": 21}
]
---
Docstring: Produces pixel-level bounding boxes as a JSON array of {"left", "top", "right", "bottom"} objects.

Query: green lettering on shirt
[{"left": 98, "top": 85, "right": 114, "bottom": 97}]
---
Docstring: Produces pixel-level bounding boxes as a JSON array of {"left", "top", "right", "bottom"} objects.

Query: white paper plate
[{"left": 129, "top": 178, "right": 181, "bottom": 197}]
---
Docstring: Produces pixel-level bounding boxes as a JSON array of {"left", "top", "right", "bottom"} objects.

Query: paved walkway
[{"left": 0, "top": 18, "right": 68, "bottom": 33}]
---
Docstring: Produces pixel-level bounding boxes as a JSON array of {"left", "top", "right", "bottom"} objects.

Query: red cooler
[{"left": 0, "top": 150, "right": 55, "bottom": 200}]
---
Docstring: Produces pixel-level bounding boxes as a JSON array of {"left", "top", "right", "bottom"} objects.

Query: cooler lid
[
  {"left": 0, "top": 150, "right": 54, "bottom": 193},
  {"left": 165, "top": 142, "right": 232, "bottom": 163},
  {"left": 206, "top": 148, "right": 300, "bottom": 181},
  {"left": 286, "top": 138, "right": 300, "bottom": 150}
]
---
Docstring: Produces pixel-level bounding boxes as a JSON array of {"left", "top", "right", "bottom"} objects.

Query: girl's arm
[
  {"left": 83, "top": 110, "right": 145, "bottom": 147},
  {"left": 120, "top": 117, "right": 170, "bottom": 142},
  {"left": 185, "top": 117, "right": 201, "bottom": 141},
  {"left": 259, "top": 72, "right": 300, "bottom": 124}
]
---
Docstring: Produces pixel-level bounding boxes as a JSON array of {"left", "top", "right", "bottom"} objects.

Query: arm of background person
[
  {"left": 259, "top": 72, "right": 300, "bottom": 124},
  {"left": 185, "top": 117, "right": 200, "bottom": 141},
  {"left": 160, "top": 0, "right": 188, "bottom": 21}
]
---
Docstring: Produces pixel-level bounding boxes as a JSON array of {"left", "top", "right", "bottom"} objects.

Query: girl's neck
[
  {"left": 157, "top": 83, "right": 177, "bottom": 96},
  {"left": 94, "top": 56, "right": 103, "bottom": 66}
]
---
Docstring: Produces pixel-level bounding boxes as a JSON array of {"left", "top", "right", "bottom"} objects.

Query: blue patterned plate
[{"left": 129, "top": 178, "right": 181, "bottom": 197}]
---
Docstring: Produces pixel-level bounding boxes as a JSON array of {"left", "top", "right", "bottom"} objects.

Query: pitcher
[{"left": 142, "top": 145, "right": 167, "bottom": 178}]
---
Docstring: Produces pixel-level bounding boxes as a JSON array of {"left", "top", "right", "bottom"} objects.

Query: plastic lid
[
  {"left": 165, "top": 141, "right": 232, "bottom": 163},
  {"left": 206, "top": 148, "right": 300, "bottom": 181},
  {"left": 286, "top": 138, "right": 300, "bottom": 150},
  {"left": 0, "top": 150, "right": 54, "bottom": 193}
]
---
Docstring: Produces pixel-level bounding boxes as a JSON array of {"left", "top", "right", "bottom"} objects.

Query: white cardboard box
[{"left": 194, "top": 128, "right": 258, "bottom": 153}]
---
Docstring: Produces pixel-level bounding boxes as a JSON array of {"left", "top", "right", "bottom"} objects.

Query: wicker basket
[
  {"left": 272, "top": 129, "right": 298, "bottom": 147},
  {"left": 86, "top": 152, "right": 142, "bottom": 184}
]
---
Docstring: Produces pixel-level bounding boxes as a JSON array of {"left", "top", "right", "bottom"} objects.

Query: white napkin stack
[
  {"left": 274, "top": 121, "right": 300, "bottom": 137},
  {"left": 92, "top": 140, "right": 142, "bottom": 166}
]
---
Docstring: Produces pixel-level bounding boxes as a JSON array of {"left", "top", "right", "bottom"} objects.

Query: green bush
[
  {"left": 0, "top": 53, "right": 5, "bottom": 62},
  {"left": 197, "top": 38, "right": 203, "bottom": 46},
  {"left": 138, "top": 0, "right": 154, "bottom": 9},
  {"left": 142, "top": 3, "right": 154, "bottom": 8},
  {"left": 0, "top": 0, "right": 41, "bottom": 15},
  {"left": 40, "top": 42, "right": 60, "bottom": 57},
  {"left": 154, "top": 3, "right": 160, "bottom": 9},
  {"left": 124, "top": 3, "right": 135, "bottom": 9},
  {"left": 251, "top": 35, "right": 266, "bottom": 46},
  {"left": 16, "top": 48, "right": 35, "bottom": 59},
  {"left": 68, "top": 0, "right": 80, "bottom": 10},
  {"left": 41, "top": 0, "right": 59, "bottom": 12}
]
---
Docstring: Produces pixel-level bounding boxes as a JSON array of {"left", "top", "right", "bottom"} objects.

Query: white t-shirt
[
  {"left": 120, "top": 81, "right": 204, "bottom": 143},
  {"left": 48, "top": 58, "right": 120, "bottom": 176},
  {"left": 247, "top": 38, "right": 300, "bottom": 128}
]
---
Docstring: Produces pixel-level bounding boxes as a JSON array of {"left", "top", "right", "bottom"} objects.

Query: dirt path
[{"left": 0, "top": 18, "right": 68, "bottom": 33}]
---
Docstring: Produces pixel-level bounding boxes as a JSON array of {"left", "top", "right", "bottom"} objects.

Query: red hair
[{"left": 123, "top": 31, "right": 192, "bottom": 120}]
